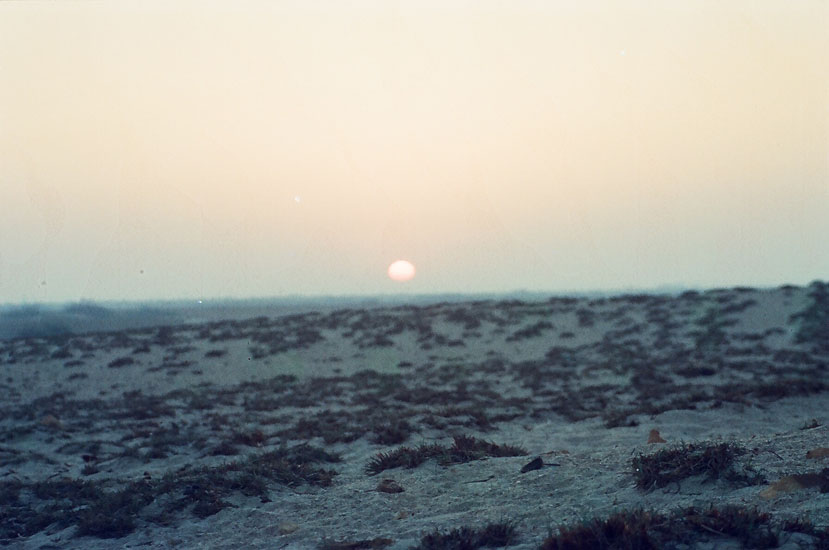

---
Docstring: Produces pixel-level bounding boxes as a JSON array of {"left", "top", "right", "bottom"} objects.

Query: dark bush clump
[
  {"left": 417, "top": 521, "right": 518, "bottom": 550},
  {"left": 365, "top": 435, "right": 527, "bottom": 476},
  {"left": 107, "top": 356, "right": 135, "bottom": 368},
  {"left": 632, "top": 442, "right": 764, "bottom": 491}
]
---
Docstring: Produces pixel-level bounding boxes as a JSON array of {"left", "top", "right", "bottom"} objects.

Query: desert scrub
[
  {"left": 107, "top": 356, "right": 135, "bottom": 368},
  {"left": 415, "top": 521, "right": 518, "bottom": 550},
  {"left": 790, "top": 280, "right": 829, "bottom": 352},
  {"left": 0, "top": 443, "right": 341, "bottom": 542},
  {"left": 506, "top": 321, "right": 554, "bottom": 342},
  {"left": 365, "top": 434, "right": 527, "bottom": 476},
  {"left": 541, "top": 509, "right": 660, "bottom": 550},
  {"left": 540, "top": 506, "right": 782, "bottom": 550},
  {"left": 0, "top": 478, "right": 134, "bottom": 541},
  {"left": 690, "top": 307, "right": 732, "bottom": 351},
  {"left": 631, "top": 442, "right": 765, "bottom": 491},
  {"left": 279, "top": 410, "right": 365, "bottom": 444},
  {"left": 319, "top": 537, "right": 394, "bottom": 550},
  {"left": 369, "top": 418, "right": 414, "bottom": 445}
]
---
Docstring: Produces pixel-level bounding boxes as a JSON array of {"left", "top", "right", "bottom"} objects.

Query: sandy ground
[{"left": 1, "top": 283, "right": 828, "bottom": 549}]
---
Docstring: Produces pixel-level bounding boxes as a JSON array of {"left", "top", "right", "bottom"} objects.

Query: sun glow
[{"left": 387, "top": 260, "right": 416, "bottom": 282}]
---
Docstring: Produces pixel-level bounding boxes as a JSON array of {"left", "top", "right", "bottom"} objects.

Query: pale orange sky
[{"left": 1, "top": 1, "right": 827, "bottom": 303}]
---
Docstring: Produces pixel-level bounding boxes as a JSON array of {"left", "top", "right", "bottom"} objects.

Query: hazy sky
[{"left": 1, "top": 1, "right": 827, "bottom": 303}]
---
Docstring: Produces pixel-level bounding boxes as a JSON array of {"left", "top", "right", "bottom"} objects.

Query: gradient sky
[{"left": 1, "top": 1, "right": 827, "bottom": 304}]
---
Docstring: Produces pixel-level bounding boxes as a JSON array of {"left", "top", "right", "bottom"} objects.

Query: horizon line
[{"left": 2, "top": 280, "right": 824, "bottom": 310}]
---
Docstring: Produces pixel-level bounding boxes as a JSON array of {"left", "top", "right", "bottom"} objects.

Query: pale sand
[{"left": 1, "top": 283, "right": 827, "bottom": 549}]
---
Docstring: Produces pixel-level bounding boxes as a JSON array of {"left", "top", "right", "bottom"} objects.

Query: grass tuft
[
  {"left": 365, "top": 435, "right": 527, "bottom": 476},
  {"left": 541, "top": 509, "right": 658, "bottom": 550},
  {"left": 0, "top": 443, "right": 340, "bottom": 541},
  {"left": 416, "top": 521, "right": 518, "bottom": 550},
  {"left": 631, "top": 442, "right": 765, "bottom": 491},
  {"left": 540, "top": 506, "right": 783, "bottom": 550}
]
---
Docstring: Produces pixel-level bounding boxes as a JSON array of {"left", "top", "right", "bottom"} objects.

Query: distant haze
[{"left": 1, "top": 1, "right": 826, "bottom": 304}]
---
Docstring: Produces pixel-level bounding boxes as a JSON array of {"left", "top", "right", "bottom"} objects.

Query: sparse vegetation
[
  {"left": 632, "top": 442, "right": 765, "bottom": 491},
  {"left": 540, "top": 506, "right": 787, "bottom": 550},
  {"left": 107, "top": 356, "right": 135, "bottom": 368},
  {"left": 790, "top": 280, "right": 829, "bottom": 352},
  {"left": 691, "top": 307, "right": 731, "bottom": 351},
  {"left": 506, "top": 321, "right": 554, "bottom": 342},
  {"left": 365, "top": 434, "right": 527, "bottom": 476},
  {"left": 3, "top": 284, "right": 829, "bottom": 546},
  {"left": 415, "top": 521, "right": 518, "bottom": 550},
  {"left": 0, "top": 443, "right": 340, "bottom": 541}
]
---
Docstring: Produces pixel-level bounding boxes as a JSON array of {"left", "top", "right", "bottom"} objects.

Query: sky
[{"left": 0, "top": 1, "right": 827, "bottom": 304}]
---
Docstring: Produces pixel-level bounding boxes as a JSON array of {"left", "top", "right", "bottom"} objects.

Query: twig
[
  {"left": 465, "top": 475, "right": 495, "bottom": 484},
  {"left": 696, "top": 523, "right": 728, "bottom": 537},
  {"left": 765, "top": 449, "right": 783, "bottom": 460}
]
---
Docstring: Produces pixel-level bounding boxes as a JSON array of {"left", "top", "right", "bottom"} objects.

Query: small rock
[
  {"left": 760, "top": 473, "right": 828, "bottom": 500},
  {"left": 40, "top": 415, "right": 63, "bottom": 430},
  {"left": 648, "top": 429, "right": 666, "bottom": 444},
  {"left": 278, "top": 521, "right": 299, "bottom": 534},
  {"left": 377, "top": 479, "right": 404, "bottom": 493},
  {"left": 521, "top": 457, "right": 543, "bottom": 473},
  {"left": 806, "top": 447, "right": 829, "bottom": 459}
]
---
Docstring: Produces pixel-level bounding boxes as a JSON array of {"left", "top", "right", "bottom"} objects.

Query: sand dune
[{"left": 1, "top": 283, "right": 828, "bottom": 549}]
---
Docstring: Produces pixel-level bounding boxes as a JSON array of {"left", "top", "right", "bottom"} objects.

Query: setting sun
[{"left": 387, "top": 260, "right": 416, "bottom": 282}]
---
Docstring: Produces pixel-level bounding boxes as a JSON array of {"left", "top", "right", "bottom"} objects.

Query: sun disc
[{"left": 387, "top": 260, "right": 416, "bottom": 282}]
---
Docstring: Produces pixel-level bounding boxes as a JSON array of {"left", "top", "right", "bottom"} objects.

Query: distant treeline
[{"left": 0, "top": 302, "right": 180, "bottom": 340}]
